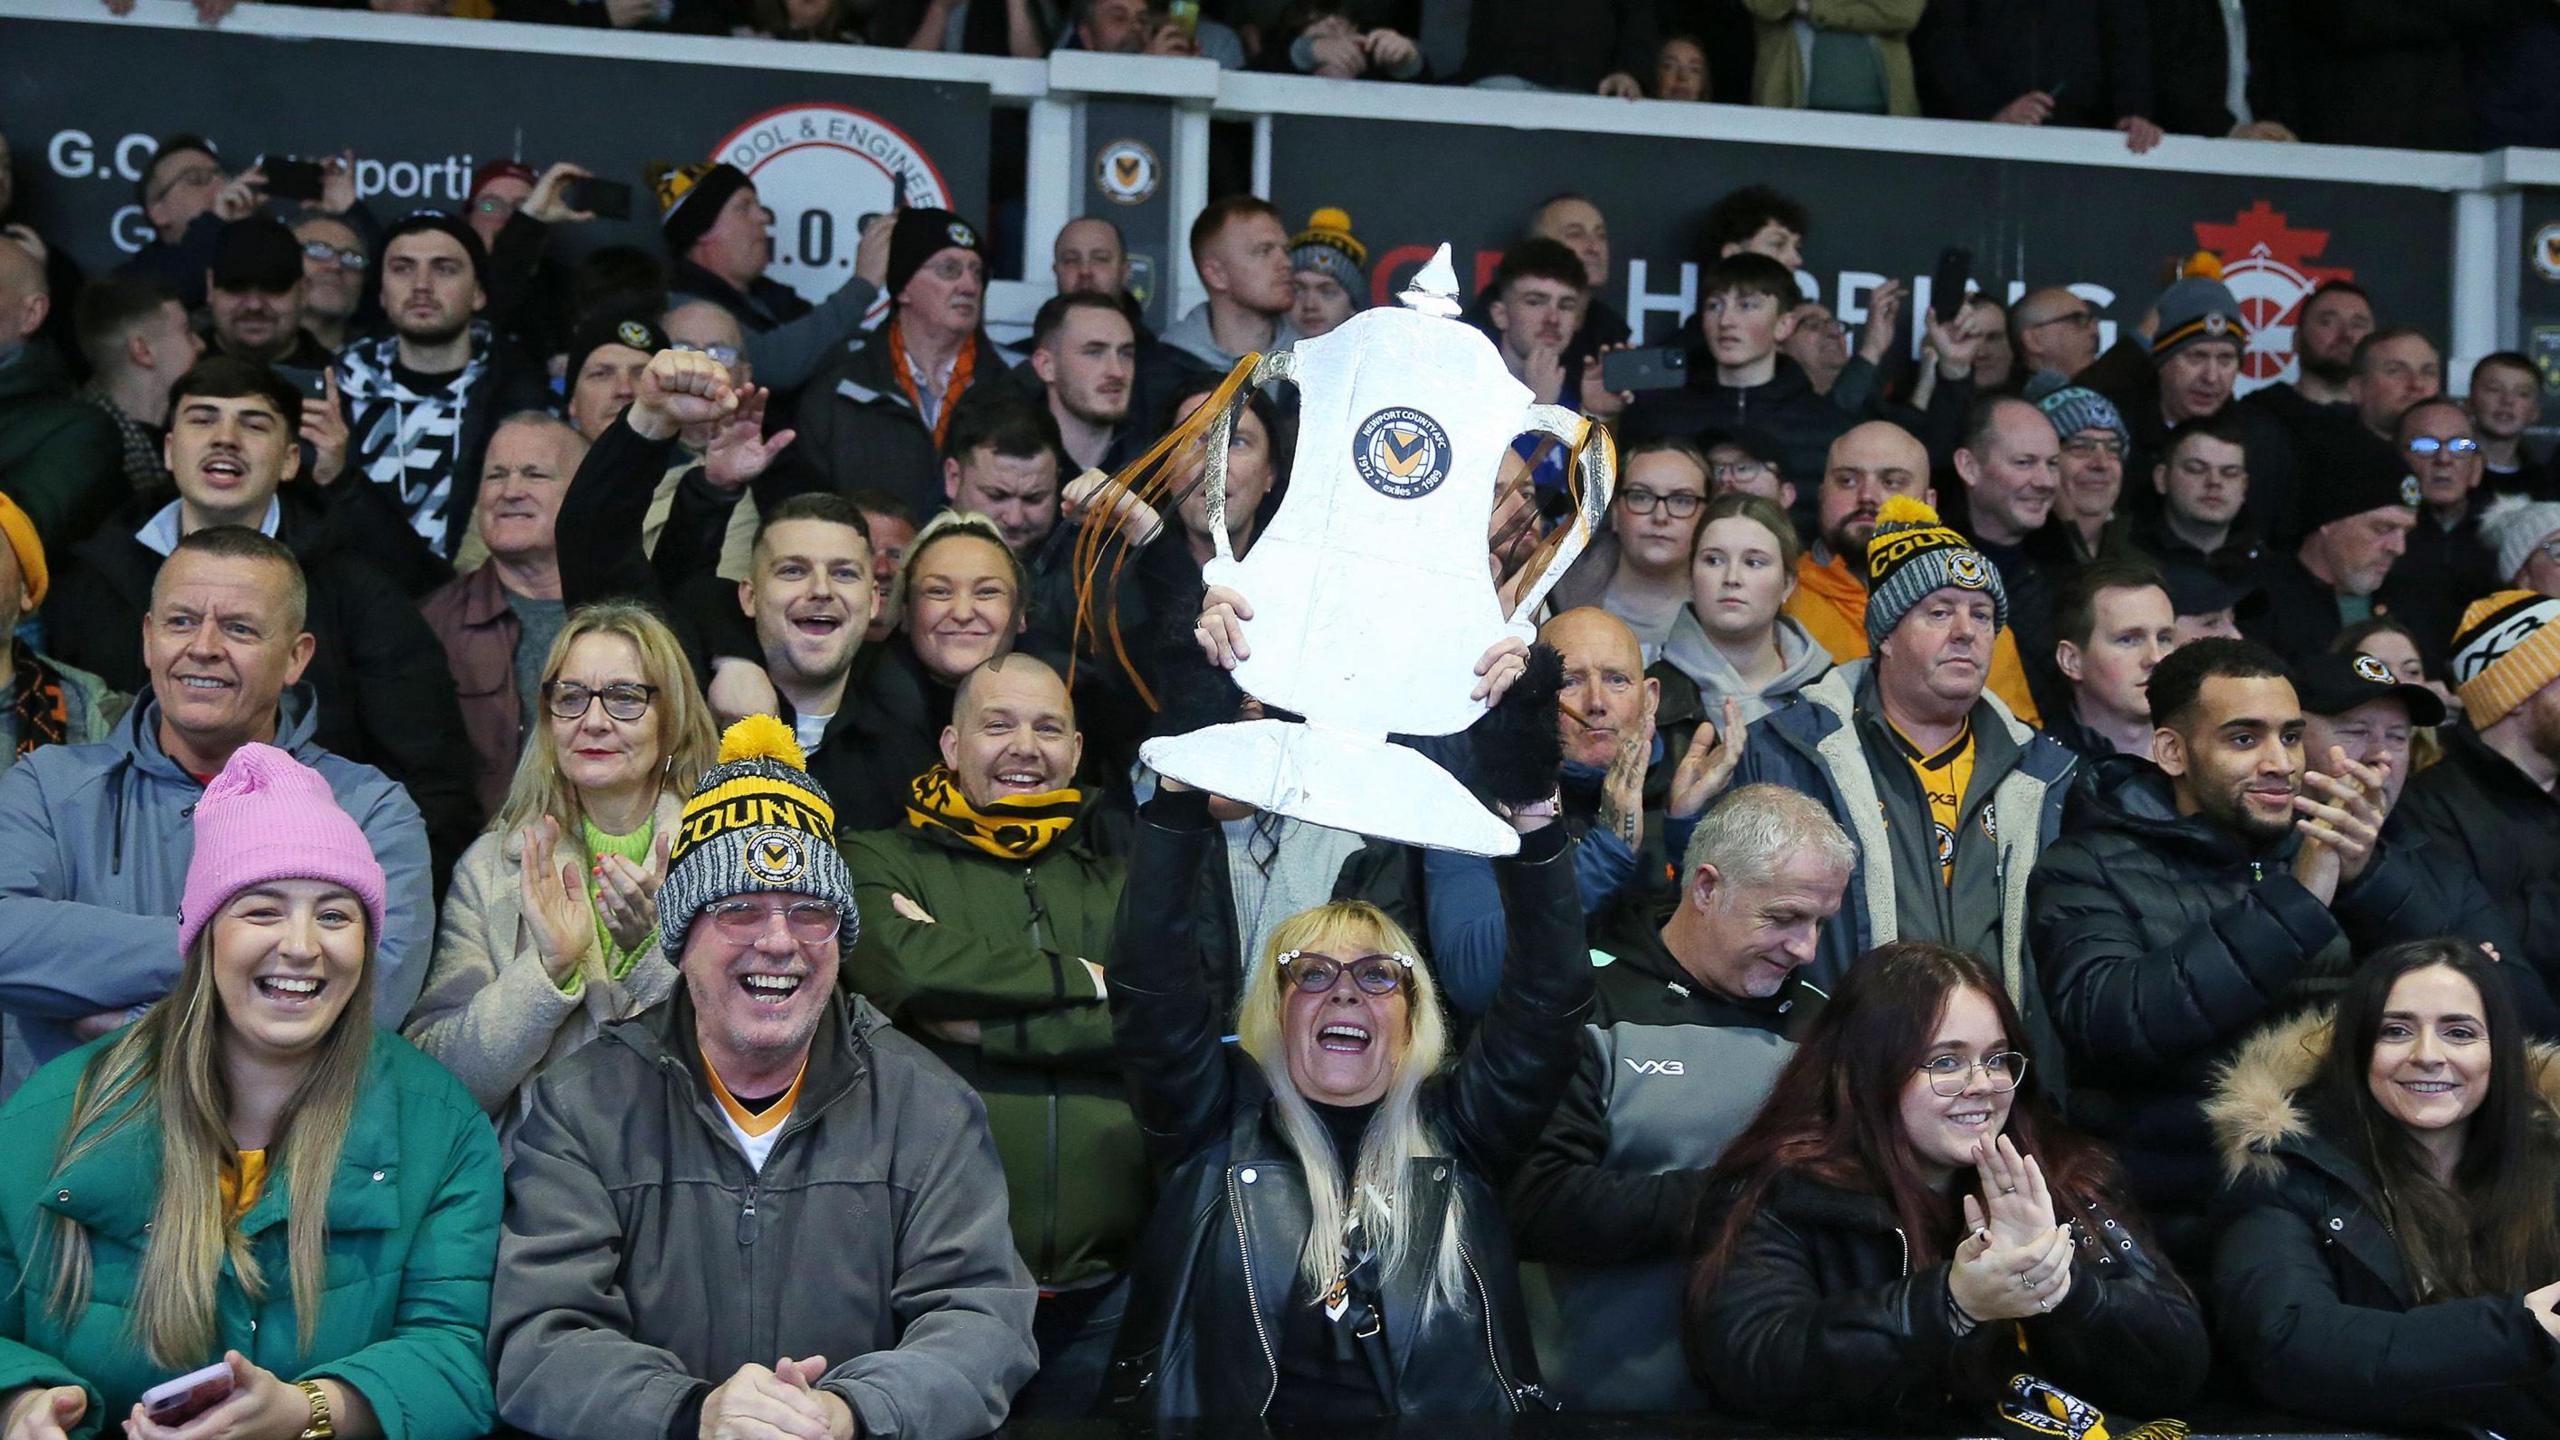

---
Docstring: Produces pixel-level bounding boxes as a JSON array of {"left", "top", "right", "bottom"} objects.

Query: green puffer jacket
[
  {"left": 840, "top": 800, "right": 1145, "bottom": 1290},
  {"left": 0, "top": 343, "right": 123, "bottom": 555},
  {"left": 0, "top": 1030, "right": 503, "bottom": 1440}
]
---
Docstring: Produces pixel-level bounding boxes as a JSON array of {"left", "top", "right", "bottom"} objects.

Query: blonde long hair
[
  {"left": 492, "top": 602, "right": 719, "bottom": 836},
  {"left": 45, "top": 921, "right": 377, "bottom": 1368},
  {"left": 1235, "top": 901, "right": 1468, "bottom": 1309}
]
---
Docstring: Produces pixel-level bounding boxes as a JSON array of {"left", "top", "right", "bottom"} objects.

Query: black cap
[
  {"left": 210, "top": 215, "right": 304, "bottom": 294},
  {"left": 377, "top": 209, "right": 490, "bottom": 288},
  {"left": 2295, "top": 420, "right": 2421, "bottom": 534},
  {"left": 565, "top": 311, "right": 669, "bottom": 388},
  {"left": 886, "top": 208, "right": 985, "bottom": 303},
  {"left": 2294, "top": 650, "right": 2446, "bottom": 726},
  {"left": 1700, "top": 424, "right": 1785, "bottom": 474},
  {"left": 2157, "top": 560, "right": 2259, "bottom": 619}
]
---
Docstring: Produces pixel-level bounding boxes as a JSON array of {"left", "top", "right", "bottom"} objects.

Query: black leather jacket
[
  {"left": 1689, "top": 1174, "right": 2209, "bottom": 1430},
  {"left": 1103, "top": 788, "right": 1593, "bottom": 1419}
]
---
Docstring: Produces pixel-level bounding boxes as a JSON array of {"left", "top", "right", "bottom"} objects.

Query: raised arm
[{"left": 1106, "top": 785, "right": 1238, "bottom": 1162}]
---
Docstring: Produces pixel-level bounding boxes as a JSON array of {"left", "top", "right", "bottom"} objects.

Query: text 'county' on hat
[
  {"left": 659, "top": 716, "right": 861, "bottom": 959},
  {"left": 1865, "top": 494, "right": 2010, "bottom": 648}
]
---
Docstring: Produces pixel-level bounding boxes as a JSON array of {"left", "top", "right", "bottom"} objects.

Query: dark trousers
[{"left": 1011, "top": 1276, "right": 1130, "bottom": 1419}]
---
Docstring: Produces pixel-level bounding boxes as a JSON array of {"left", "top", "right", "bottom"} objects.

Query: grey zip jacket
[
  {"left": 491, "top": 986, "right": 1038, "bottom": 1440},
  {"left": 0, "top": 684, "right": 432, "bottom": 1075}
]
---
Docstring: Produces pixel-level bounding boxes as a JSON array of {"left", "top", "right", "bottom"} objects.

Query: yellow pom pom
[
  {"left": 2182, "top": 249, "right": 2225, "bottom": 282},
  {"left": 717, "top": 714, "right": 808, "bottom": 771},
  {"left": 1307, "top": 206, "right": 1353, "bottom": 235},
  {"left": 1875, "top": 493, "right": 1943, "bottom": 529}
]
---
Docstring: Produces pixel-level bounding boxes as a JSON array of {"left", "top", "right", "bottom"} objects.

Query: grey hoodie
[
  {"left": 1659, "top": 609, "right": 1833, "bottom": 726},
  {"left": 0, "top": 684, "right": 433, "bottom": 1077}
]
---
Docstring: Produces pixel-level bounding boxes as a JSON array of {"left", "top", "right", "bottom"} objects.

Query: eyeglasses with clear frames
[
  {"left": 1710, "top": 459, "right": 1769, "bottom": 482},
  {"left": 1917, "top": 1050, "right": 2028, "bottom": 1097},
  {"left": 708, "top": 899, "right": 842, "bottom": 943},
  {"left": 1275, "top": 950, "right": 1415, "bottom": 997},
  {"left": 301, "top": 241, "right": 368, "bottom": 270},
  {"left": 543, "top": 681, "right": 657, "bottom": 722},
  {"left": 672, "top": 340, "right": 743, "bottom": 369},
  {"left": 2061, "top": 436, "right": 2125, "bottom": 459},
  {"left": 1619, "top": 489, "right": 1705, "bottom": 518}
]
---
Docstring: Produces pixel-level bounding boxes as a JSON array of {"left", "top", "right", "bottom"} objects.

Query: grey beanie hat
[
  {"left": 2480, "top": 492, "right": 2560, "bottom": 585},
  {"left": 659, "top": 716, "right": 861, "bottom": 959}
]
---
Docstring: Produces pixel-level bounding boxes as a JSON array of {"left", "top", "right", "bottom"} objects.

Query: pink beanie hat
[{"left": 178, "top": 743, "right": 387, "bottom": 956}]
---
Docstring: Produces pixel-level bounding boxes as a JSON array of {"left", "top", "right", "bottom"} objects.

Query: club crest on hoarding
[
  {"left": 1352, "top": 406, "right": 1453, "bottom": 499},
  {"left": 2192, "top": 201, "right": 2356, "bottom": 398},
  {"left": 1095, "top": 138, "right": 1159, "bottom": 206}
]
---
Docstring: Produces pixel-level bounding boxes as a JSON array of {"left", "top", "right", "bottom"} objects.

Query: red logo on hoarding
[{"left": 2192, "top": 202, "right": 2355, "bottom": 396}]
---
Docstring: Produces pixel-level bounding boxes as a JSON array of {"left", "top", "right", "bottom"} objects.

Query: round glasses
[
  {"left": 1276, "top": 950, "right": 1414, "bottom": 997},
  {"left": 1917, "top": 1051, "right": 2027, "bottom": 1097},
  {"left": 708, "top": 899, "right": 842, "bottom": 942},
  {"left": 2404, "top": 437, "right": 2480, "bottom": 458},
  {"left": 1619, "top": 488, "right": 1705, "bottom": 518},
  {"left": 544, "top": 681, "right": 656, "bottom": 722}
]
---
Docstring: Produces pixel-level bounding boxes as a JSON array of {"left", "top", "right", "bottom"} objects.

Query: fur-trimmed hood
[{"left": 2207, "top": 1007, "right": 2560, "bottom": 1186}]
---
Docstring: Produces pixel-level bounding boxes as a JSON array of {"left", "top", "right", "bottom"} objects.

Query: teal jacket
[{"left": 0, "top": 1030, "right": 503, "bottom": 1440}]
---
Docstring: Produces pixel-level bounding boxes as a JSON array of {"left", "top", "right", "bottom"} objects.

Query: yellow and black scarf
[
  {"left": 11, "top": 647, "right": 68, "bottom": 760},
  {"left": 906, "top": 764, "right": 1081, "bottom": 860}
]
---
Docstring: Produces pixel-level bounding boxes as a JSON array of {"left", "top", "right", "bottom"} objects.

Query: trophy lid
[{"left": 1399, "top": 243, "right": 1463, "bottom": 319}]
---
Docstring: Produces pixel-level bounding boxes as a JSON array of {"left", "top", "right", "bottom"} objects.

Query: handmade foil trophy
[{"left": 1128, "top": 245, "right": 1615, "bottom": 856}]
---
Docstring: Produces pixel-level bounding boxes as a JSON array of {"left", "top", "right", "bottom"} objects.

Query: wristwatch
[{"left": 294, "top": 1380, "right": 334, "bottom": 1440}]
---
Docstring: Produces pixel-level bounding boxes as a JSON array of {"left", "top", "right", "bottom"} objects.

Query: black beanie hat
[
  {"left": 886, "top": 208, "right": 985, "bottom": 304},
  {"left": 565, "top": 312, "right": 669, "bottom": 387},
  {"left": 378, "top": 210, "right": 490, "bottom": 288},
  {"left": 652, "top": 162, "right": 753, "bottom": 258},
  {"left": 2295, "top": 421, "right": 2420, "bottom": 534}
]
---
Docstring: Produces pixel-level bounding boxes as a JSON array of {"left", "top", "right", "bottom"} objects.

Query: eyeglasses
[
  {"left": 1276, "top": 950, "right": 1414, "bottom": 997},
  {"left": 2061, "top": 436, "right": 2125, "bottom": 459},
  {"left": 1619, "top": 488, "right": 1705, "bottom": 518},
  {"left": 1710, "top": 460, "right": 1768, "bottom": 482},
  {"left": 2404, "top": 436, "right": 2480, "bottom": 458},
  {"left": 2023, "top": 309, "right": 2095, "bottom": 331},
  {"left": 707, "top": 899, "right": 842, "bottom": 943},
  {"left": 302, "top": 241, "right": 368, "bottom": 270},
  {"left": 473, "top": 195, "right": 518, "bottom": 217},
  {"left": 2533, "top": 539, "right": 2560, "bottom": 569},
  {"left": 672, "top": 340, "right": 743, "bottom": 368},
  {"left": 1917, "top": 1051, "right": 2028, "bottom": 1097},
  {"left": 543, "top": 681, "right": 657, "bottom": 721}
]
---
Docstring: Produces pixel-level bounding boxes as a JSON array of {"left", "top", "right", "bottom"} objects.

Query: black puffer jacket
[
  {"left": 2028, "top": 754, "right": 2519, "bottom": 1253},
  {"left": 1103, "top": 787, "right": 1592, "bottom": 1419},
  {"left": 2399, "top": 723, "right": 2560, "bottom": 998},
  {"left": 1688, "top": 1172, "right": 2208, "bottom": 1429},
  {"left": 2207, "top": 1011, "right": 2560, "bottom": 1436}
]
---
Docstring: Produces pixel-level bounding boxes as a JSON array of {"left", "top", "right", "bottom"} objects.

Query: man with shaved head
[
  {"left": 1787, "top": 420, "right": 2045, "bottom": 723},
  {"left": 839, "top": 653, "right": 1142, "bottom": 1417},
  {"left": 1542, "top": 605, "right": 1729, "bottom": 918},
  {"left": 2009, "top": 286, "right": 2102, "bottom": 381},
  {"left": 0, "top": 236, "right": 122, "bottom": 552}
]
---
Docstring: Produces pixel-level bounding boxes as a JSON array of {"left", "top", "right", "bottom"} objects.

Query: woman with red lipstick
[
  {"left": 407, "top": 603, "right": 716, "bottom": 1136},
  {"left": 2209, "top": 940, "right": 2560, "bottom": 1434},
  {"left": 1685, "top": 942, "right": 2205, "bottom": 1430}
]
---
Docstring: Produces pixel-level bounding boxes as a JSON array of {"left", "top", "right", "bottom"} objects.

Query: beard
[
  {"left": 2301, "top": 350, "right": 2355, "bottom": 385},
  {"left": 394, "top": 309, "right": 471, "bottom": 348},
  {"left": 2193, "top": 776, "right": 2297, "bottom": 845}
]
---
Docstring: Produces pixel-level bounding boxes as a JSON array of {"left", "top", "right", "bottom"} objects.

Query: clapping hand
[
  {"left": 1966, "top": 1135, "right": 2056, "bottom": 1249},
  {"left": 594, "top": 830, "right": 670, "bottom": 956},
  {"left": 1667, "top": 697, "right": 1747, "bottom": 820}
]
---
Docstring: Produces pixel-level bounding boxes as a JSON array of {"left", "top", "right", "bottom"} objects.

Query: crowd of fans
[
  {"left": 1, "top": 38, "right": 2559, "bottom": 1439},
  {"left": 96, "top": 0, "right": 2560, "bottom": 152}
]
